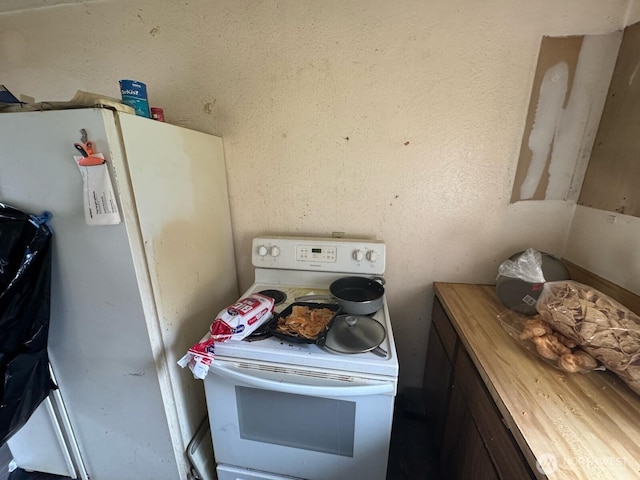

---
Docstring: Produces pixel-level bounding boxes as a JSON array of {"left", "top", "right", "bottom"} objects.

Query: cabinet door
[
  {"left": 439, "top": 383, "right": 499, "bottom": 480},
  {"left": 456, "top": 349, "right": 535, "bottom": 479},
  {"left": 423, "top": 322, "right": 453, "bottom": 451},
  {"left": 431, "top": 298, "right": 457, "bottom": 361}
]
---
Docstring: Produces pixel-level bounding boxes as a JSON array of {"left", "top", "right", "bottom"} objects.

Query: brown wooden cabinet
[
  {"left": 424, "top": 298, "right": 534, "bottom": 480},
  {"left": 439, "top": 373, "right": 499, "bottom": 480},
  {"left": 422, "top": 298, "right": 454, "bottom": 452}
]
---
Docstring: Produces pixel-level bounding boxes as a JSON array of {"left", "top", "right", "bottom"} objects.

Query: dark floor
[
  {"left": 0, "top": 445, "right": 71, "bottom": 480},
  {"left": 386, "top": 391, "right": 441, "bottom": 480},
  {"left": 6, "top": 470, "right": 67, "bottom": 480},
  {"left": 0, "top": 392, "right": 440, "bottom": 480},
  {"left": 0, "top": 443, "right": 67, "bottom": 480}
]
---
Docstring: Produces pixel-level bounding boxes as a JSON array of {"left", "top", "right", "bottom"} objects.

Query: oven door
[{"left": 205, "top": 360, "right": 395, "bottom": 480}]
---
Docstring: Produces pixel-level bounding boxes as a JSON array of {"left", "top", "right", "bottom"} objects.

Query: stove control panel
[
  {"left": 296, "top": 245, "right": 337, "bottom": 263},
  {"left": 252, "top": 236, "right": 385, "bottom": 274}
]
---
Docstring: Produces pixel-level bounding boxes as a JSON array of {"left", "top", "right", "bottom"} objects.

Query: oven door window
[{"left": 236, "top": 386, "right": 355, "bottom": 457}]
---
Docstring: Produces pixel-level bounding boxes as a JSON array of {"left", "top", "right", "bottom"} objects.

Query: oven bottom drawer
[{"left": 217, "top": 464, "right": 303, "bottom": 480}]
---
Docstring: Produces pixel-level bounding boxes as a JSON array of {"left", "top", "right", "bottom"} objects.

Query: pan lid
[{"left": 323, "top": 314, "right": 386, "bottom": 354}]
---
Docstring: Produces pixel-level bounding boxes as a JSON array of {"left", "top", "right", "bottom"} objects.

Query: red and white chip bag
[
  {"left": 178, "top": 293, "right": 275, "bottom": 379},
  {"left": 210, "top": 293, "right": 275, "bottom": 341},
  {"left": 177, "top": 336, "right": 216, "bottom": 380}
]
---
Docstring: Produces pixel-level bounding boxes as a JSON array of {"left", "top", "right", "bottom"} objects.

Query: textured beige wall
[{"left": 0, "top": 0, "right": 632, "bottom": 389}]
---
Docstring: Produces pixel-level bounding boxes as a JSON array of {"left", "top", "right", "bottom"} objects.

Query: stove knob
[
  {"left": 353, "top": 249, "right": 364, "bottom": 262},
  {"left": 257, "top": 245, "right": 268, "bottom": 256},
  {"left": 270, "top": 246, "right": 280, "bottom": 257},
  {"left": 366, "top": 250, "right": 379, "bottom": 262}
]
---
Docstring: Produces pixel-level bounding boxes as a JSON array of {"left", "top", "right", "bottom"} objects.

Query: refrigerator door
[
  {"left": 0, "top": 108, "right": 179, "bottom": 479},
  {"left": 0, "top": 108, "right": 239, "bottom": 479},
  {"left": 110, "top": 111, "right": 239, "bottom": 452}
]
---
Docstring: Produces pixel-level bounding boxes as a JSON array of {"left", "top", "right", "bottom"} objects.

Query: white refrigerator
[{"left": 0, "top": 108, "right": 238, "bottom": 480}]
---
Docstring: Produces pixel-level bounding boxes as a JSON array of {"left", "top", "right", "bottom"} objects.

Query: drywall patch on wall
[
  {"left": 511, "top": 32, "right": 621, "bottom": 203},
  {"left": 548, "top": 34, "right": 622, "bottom": 200},
  {"left": 520, "top": 61, "right": 569, "bottom": 199},
  {"left": 565, "top": 31, "right": 623, "bottom": 201},
  {"left": 511, "top": 36, "right": 582, "bottom": 202},
  {"left": 578, "top": 21, "right": 640, "bottom": 217}
]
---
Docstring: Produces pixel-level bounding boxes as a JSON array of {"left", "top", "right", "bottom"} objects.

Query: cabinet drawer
[
  {"left": 432, "top": 298, "right": 457, "bottom": 362},
  {"left": 456, "top": 349, "right": 535, "bottom": 480}
]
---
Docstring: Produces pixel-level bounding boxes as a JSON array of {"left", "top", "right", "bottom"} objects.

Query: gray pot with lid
[
  {"left": 320, "top": 314, "right": 387, "bottom": 357},
  {"left": 496, "top": 251, "right": 570, "bottom": 315}
]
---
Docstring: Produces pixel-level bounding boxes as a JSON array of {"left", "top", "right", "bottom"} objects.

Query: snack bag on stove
[
  {"left": 178, "top": 293, "right": 275, "bottom": 379},
  {"left": 178, "top": 336, "right": 217, "bottom": 380},
  {"left": 209, "top": 293, "right": 275, "bottom": 341}
]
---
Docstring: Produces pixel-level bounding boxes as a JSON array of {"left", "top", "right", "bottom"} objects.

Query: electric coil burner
[
  {"left": 257, "top": 289, "right": 287, "bottom": 305},
  {"left": 204, "top": 236, "right": 398, "bottom": 480}
]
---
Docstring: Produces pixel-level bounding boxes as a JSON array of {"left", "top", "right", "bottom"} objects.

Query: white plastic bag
[{"left": 497, "top": 248, "right": 545, "bottom": 284}]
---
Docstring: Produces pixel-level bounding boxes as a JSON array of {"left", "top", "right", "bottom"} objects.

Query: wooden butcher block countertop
[{"left": 434, "top": 282, "right": 640, "bottom": 480}]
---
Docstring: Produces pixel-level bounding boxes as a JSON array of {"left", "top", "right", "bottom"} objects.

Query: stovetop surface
[{"left": 213, "top": 280, "right": 399, "bottom": 379}]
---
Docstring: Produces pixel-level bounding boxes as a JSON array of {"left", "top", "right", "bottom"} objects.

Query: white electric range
[{"left": 204, "top": 236, "right": 399, "bottom": 480}]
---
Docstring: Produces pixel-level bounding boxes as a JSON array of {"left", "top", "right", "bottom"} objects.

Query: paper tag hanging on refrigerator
[{"left": 74, "top": 154, "right": 122, "bottom": 226}]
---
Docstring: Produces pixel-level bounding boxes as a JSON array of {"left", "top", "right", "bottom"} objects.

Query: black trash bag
[{"left": 0, "top": 204, "right": 54, "bottom": 446}]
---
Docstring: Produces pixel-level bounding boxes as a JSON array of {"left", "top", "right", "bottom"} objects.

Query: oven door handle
[{"left": 208, "top": 362, "right": 394, "bottom": 397}]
